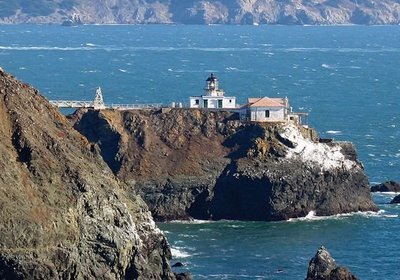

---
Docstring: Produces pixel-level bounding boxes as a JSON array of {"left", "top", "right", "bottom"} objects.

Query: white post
[{"left": 93, "top": 87, "right": 106, "bottom": 110}]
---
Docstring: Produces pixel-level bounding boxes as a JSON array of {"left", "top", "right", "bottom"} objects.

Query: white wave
[
  {"left": 82, "top": 70, "right": 100, "bottom": 73},
  {"left": 321, "top": 63, "right": 335, "bottom": 69},
  {"left": 118, "top": 69, "right": 128, "bottom": 73},
  {"left": 225, "top": 67, "right": 238, "bottom": 71},
  {"left": 178, "top": 234, "right": 198, "bottom": 238},
  {"left": 288, "top": 210, "right": 397, "bottom": 222},
  {"left": 355, "top": 210, "right": 398, "bottom": 218},
  {"left": 372, "top": 191, "right": 400, "bottom": 196},
  {"left": 228, "top": 224, "right": 244, "bottom": 228},
  {"left": 282, "top": 47, "right": 400, "bottom": 53},
  {"left": 326, "top": 130, "right": 342, "bottom": 135},
  {"left": 168, "top": 219, "right": 212, "bottom": 224},
  {"left": 171, "top": 247, "right": 191, "bottom": 259},
  {"left": 85, "top": 43, "right": 96, "bottom": 47},
  {"left": 288, "top": 211, "right": 320, "bottom": 222},
  {"left": 0, "top": 45, "right": 96, "bottom": 51}
]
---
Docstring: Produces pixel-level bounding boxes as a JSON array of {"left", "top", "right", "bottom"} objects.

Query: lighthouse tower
[
  {"left": 189, "top": 73, "right": 236, "bottom": 109},
  {"left": 205, "top": 73, "right": 224, "bottom": 96}
]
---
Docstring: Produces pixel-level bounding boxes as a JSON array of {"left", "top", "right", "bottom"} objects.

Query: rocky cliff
[
  {"left": 0, "top": 68, "right": 175, "bottom": 279},
  {"left": 71, "top": 108, "right": 378, "bottom": 222},
  {"left": 1, "top": 0, "right": 400, "bottom": 25}
]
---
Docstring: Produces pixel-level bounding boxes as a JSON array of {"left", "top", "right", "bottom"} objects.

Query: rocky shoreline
[{"left": 70, "top": 108, "right": 378, "bottom": 222}]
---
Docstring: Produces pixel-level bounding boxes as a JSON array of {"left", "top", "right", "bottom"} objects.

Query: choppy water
[{"left": 1, "top": 24, "right": 399, "bottom": 279}]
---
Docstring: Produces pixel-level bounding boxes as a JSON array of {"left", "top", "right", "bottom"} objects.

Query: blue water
[{"left": 1, "top": 24, "right": 399, "bottom": 279}]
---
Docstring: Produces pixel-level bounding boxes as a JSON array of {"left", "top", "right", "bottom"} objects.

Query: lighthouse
[{"left": 189, "top": 73, "right": 236, "bottom": 109}]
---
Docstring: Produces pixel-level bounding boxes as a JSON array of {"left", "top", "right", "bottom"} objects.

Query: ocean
[{"left": 0, "top": 24, "right": 399, "bottom": 279}]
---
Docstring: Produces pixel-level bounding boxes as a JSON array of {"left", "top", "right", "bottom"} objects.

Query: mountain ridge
[{"left": 0, "top": 0, "right": 399, "bottom": 25}]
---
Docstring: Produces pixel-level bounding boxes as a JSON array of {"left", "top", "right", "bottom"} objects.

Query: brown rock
[
  {"left": 72, "top": 107, "right": 378, "bottom": 222},
  {"left": 0, "top": 68, "right": 175, "bottom": 279}
]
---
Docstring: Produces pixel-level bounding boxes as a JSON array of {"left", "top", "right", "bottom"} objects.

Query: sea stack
[
  {"left": 305, "top": 246, "right": 358, "bottom": 280},
  {"left": 371, "top": 180, "right": 400, "bottom": 192},
  {"left": 71, "top": 107, "right": 378, "bottom": 221},
  {"left": 0, "top": 69, "right": 175, "bottom": 279}
]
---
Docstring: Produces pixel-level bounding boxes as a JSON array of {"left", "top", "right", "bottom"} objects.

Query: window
[
  {"left": 195, "top": 99, "right": 199, "bottom": 105},
  {"left": 229, "top": 99, "right": 232, "bottom": 103},
  {"left": 203, "top": 100, "right": 208, "bottom": 108},
  {"left": 218, "top": 99, "right": 223, "bottom": 108},
  {"left": 265, "top": 110, "right": 270, "bottom": 118}
]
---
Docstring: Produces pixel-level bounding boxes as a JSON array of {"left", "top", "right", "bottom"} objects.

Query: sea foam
[
  {"left": 288, "top": 209, "right": 397, "bottom": 222},
  {"left": 171, "top": 247, "right": 191, "bottom": 259}
]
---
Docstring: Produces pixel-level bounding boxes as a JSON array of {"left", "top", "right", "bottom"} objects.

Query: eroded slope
[{"left": 0, "top": 69, "right": 175, "bottom": 280}]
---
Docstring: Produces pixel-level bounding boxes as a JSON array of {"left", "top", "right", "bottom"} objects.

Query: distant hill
[{"left": 0, "top": 0, "right": 399, "bottom": 25}]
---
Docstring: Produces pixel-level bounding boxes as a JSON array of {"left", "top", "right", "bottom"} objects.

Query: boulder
[
  {"left": 172, "top": 262, "right": 185, "bottom": 267},
  {"left": 305, "top": 246, "right": 358, "bottom": 280},
  {"left": 175, "top": 272, "right": 193, "bottom": 280},
  {"left": 371, "top": 181, "right": 400, "bottom": 192}
]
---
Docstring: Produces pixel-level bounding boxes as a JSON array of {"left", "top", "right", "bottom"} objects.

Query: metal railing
[{"left": 49, "top": 100, "right": 165, "bottom": 110}]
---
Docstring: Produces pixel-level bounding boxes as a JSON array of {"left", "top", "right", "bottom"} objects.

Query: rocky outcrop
[
  {"left": 305, "top": 246, "right": 358, "bottom": 280},
  {"left": 0, "top": 68, "right": 175, "bottom": 279},
  {"left": 390, "top": 195, "right": 400, "bottom": 204},
  {"left": 371, "top": 181, "right": 400, "bottom": 192},
  {"left": 1, "top": 0, "right": 400, "bottom": 25},
  {"left": 71, "top": 108, "right": 378, "bottom": 222}
]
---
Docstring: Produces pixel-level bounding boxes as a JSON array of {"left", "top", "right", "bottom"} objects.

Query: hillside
[
  {"left": 0, "top": 68, "right": 176, "bottom": 279},
  {"left": 0, "top": 0, "right": 399, "bottom": 25}
]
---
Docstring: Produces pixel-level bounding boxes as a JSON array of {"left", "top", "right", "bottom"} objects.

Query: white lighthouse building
[{"left": 189, "top": 73, "right": 236, "bottom": 109}]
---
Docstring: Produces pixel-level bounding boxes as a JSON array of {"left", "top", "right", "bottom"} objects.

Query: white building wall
[
  {"left": 189, "top": 96, "right": 236, "bottom": 109},
  {"left": 222, "top": 97, "right": 236, "bottom": 108},
  {"left": 250, "top": 107, "right": 285, "bottom": 122},
  {"left": 189, "top": 97, "right": 201, "bottom": 108}
]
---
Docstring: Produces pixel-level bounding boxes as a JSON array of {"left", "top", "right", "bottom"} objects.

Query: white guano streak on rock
[{"left": 280, "top": 124, "right": 358, "bottom": 171}]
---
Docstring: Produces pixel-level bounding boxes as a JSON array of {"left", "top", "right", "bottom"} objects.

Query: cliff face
[
  {"left": 71, "top": 108, "right": 378, "bottom": 222},
  {"left": 0, "top": 0, "right": 399, "bottom": 25},
  {"left": 0, "top": 69, "right": 175, "bottom": 279}
]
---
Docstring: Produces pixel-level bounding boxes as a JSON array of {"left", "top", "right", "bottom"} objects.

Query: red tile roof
[{"left": 247, "top": 97, "right": 287, "bottom": 107}]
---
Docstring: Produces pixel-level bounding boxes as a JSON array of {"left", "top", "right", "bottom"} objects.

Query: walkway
[{"left": 49, "top": 87, "right": 164, "bottom": 110}]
